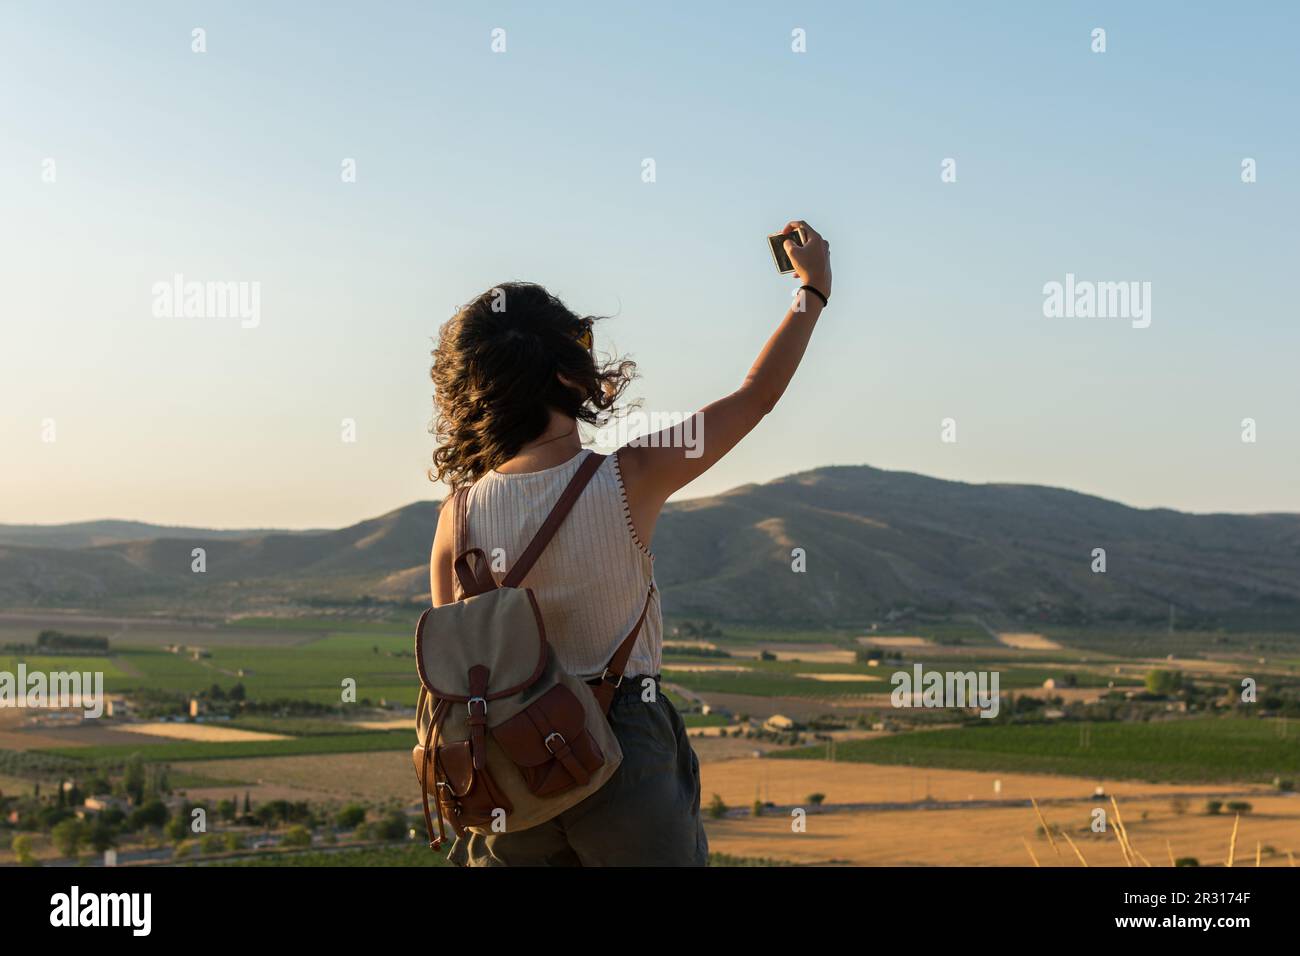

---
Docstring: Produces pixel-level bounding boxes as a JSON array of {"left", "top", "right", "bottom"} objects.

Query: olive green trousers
[{"left": 448, "top": 677, "right": 708, "bottom": 867}]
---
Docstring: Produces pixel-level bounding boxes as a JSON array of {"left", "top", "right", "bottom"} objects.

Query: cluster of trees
[
  {"left": 130, "top": 685, "right": 355, "bottom": 719},
  {"left": 1138, "top": 670, "right": 1300, "bottom": 715},
  {"left": 1144, "top": 669, "right": 1183, "bottom": 695},
  {"left": 2, "top": 748, "right": 426, "bottom": 864},
  {"left": 855, "top": 648, "right": 904, "bottom": 664},
  {"left": 1, "top": 629, "right": 110, "bottom": 655},
  {"left": 1206, "top": 800, "right": 1254, "bottom": 815},
  {"left": 4, "top": 754, "right": 203, "bottom": 859},
  {"left": 676, "top": 620, "right": 725, "bottom": 639},
  {"left": 200, "top": 682, "right": 247, "bottom": 702},
  {"left": 36, "top": 630, "right": 111, "bottom": 652},
  {"left": 662, "top": 644, "right": 731, "bottom": 659}
]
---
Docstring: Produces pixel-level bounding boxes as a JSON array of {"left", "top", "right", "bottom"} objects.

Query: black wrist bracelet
[{"left": 799, "top": 284, "right": 829, "bottom": 308}]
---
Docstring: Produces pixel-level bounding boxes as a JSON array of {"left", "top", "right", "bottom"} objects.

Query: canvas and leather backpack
[{"left": 412, "top": 452, "right": 654, "bottom": 850}]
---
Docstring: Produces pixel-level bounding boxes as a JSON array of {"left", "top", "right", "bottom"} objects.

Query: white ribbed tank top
[{"left": 461, "top": 449, "right": 662, "bottom": 680}]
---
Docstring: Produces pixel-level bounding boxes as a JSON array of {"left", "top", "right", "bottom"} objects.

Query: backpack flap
[{"left": 415, "top": 586, "right": 548, "bottom": 704}]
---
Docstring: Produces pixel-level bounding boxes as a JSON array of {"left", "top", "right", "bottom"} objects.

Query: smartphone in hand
[{"left": 767, "top": 227, "right": 806, "bottom": 274}]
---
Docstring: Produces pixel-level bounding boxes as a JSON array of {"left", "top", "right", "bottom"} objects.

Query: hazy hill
[
  {"left": 1, "top": 467, "right": 1297, "bottom": 627},
  {"left": 0, "top": 520, "right": 319, "bottom": 550},
  {"left": 651, "top": 466, "right": 1300, "bottom": 626}
]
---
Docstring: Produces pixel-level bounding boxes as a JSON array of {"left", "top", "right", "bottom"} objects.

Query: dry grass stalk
[
  {"left": 1060, "top": 829, "right": 1089, "bottom": 867},
  {"left": 1109, "top": 818, "right": 1132, "bottom": 866},
  {"left": 1030, "top": 797, "right": 1061, "bottom": 858},
  {"left": 1023, "top": 837, "right": 1040, "bottom": 867},
  {"left": 1255, "top": 842, "right": 1261, "bottom": 868},
  {"left": 1166, "top": 840, "right": 1176, "bottom": 868},
  {"left": 1226, "top": 813, "right": 1240, "bottom": 868},
  {"left": 1108, "top": 795, "right": 1134, "bottom": 866}
]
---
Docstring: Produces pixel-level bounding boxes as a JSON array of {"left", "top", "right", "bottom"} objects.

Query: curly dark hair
[{"left": 429, "top": 282, "right": 636, "bottom": 488}]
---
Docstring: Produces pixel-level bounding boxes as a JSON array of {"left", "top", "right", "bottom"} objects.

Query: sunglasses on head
[{"left": 574, "top": 318, "right": 593, "bottom": 351}]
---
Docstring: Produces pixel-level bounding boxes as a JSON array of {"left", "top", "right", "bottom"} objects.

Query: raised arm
[{"left": 619, "top": 219, "right": 832, "bottom": 546}]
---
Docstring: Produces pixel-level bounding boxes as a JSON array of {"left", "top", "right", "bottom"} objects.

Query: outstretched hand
[{"left": 784, "top": 219, "right": 831, "bottom": 297}]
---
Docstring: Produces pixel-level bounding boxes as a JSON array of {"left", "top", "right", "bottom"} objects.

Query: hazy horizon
[{"left": 4, "top": 456, "right": 1297, "bottom": 534}]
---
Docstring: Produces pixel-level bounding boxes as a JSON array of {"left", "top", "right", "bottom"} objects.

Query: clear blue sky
[{"left": 2, "top": 1, "right": 1297, "bottom": 527}]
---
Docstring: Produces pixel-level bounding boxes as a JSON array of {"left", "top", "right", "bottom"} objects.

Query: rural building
[
  {"left": 82, "top": 795, "right": 125, "bottom": 814},
  {"left": 764, "top": 714, "right": 798, "bottom": 732},
  {"left": 78, "top": 795, "right": 127, "bottom": 819}
]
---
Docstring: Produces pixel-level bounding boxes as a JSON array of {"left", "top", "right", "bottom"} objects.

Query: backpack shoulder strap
[
  {"left": 500, "top": 451, "right": 606, "bottom": 589},
  {"left": 589, "top": 582, "right": 654, "bottom": 713}
]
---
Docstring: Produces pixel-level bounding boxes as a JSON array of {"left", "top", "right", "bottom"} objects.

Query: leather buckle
[
  {"left": 544, "top": 731, "right": 566, "bottom": 754},
  {"left": 466, "top": 696, "right": 487, "bottom": 718}
]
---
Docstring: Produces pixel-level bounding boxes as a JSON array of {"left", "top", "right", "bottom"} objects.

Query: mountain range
[{"left": 2, "top": 465, "right": 1298, "bottom": 627}]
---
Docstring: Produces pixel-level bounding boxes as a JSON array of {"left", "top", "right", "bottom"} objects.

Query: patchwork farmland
[{"left": 2, "top": 611, "right": 1299, "bottom": 867}]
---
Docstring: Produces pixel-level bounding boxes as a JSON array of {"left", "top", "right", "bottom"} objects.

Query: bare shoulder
[
  {"left": 429, "top": 495, "right": 456, "bottom": 606},
  {"left": 614, "top": 443, "right": 658, "bottom": 507}
]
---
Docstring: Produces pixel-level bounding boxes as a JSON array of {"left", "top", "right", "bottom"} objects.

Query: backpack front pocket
[
  {"left": 492, "top": 683, "right": 606, "bottom": 797},
  {"left": 415, "top": 739, "right": 514, "bottom": 833}
]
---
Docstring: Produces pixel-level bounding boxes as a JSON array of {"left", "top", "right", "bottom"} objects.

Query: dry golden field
[
  {"left": 699, "top": 759, "right": 1300, "bottom": 867},
  {"left": 698, "top": 758, "right": 1267, "bottom": 807},
  {"left": 704, "top": 798, "right": 1300, "bottom": 867},
  {"left": 857, "top": 636, "right": 936, "bottom": 648},
  {"left": 176, "top": 751, "right": 415, "bottom": 805},
  {"left": 169, "top": 749, "right": 1300, "bottom": 867},
  {"left": 996, "top": 632, "right": 1062, "bottom": 650},
  {"left": 116, "top": 723, "right": 291, "bottom": 743},
  {"left": 729, "top": 644, "right": 858, "bottom": 663}
]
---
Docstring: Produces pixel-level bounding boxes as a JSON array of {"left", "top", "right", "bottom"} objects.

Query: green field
[
  {"left": 226, "top": 617, "right": 410, "bottom": 634},
  {"left": 669, "top": 617, "right": 998, "bottom": 648},
  {"left": 0, "top": 654, "right": 132, "bottom": 680},
  {"left": 88, "top": 639, "right": 422, "bottom": 705},
  {"left": 1042, "top": 627, "right": 1300, "bottom": 660},
  {"left": 227, "top": 715, "right": 392, "bottom": 736},
  {"left": 667, "top": 622, "right": 854, "bottom": 646},
  {"left": 775, "top": 717, "right": 1300, "bottom": 784},
  {"left": 663, "top": 655, "right": 1141, "bottom": 699},
  {"left": 664, "top": 669, "right": 882, "bottom": 698},
  {"left": 682, "top": 712, "right": 731, "bottom": 728}
]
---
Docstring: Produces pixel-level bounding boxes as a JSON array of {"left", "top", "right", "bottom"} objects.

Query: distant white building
[{"left": 82, "top": 795, "right": 126, "bottom": 815}]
